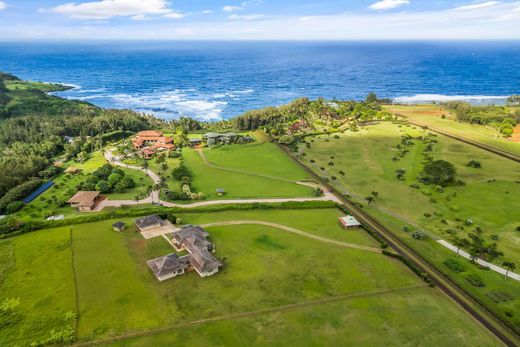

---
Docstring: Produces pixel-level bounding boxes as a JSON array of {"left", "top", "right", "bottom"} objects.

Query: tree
[
  {"left": 365, "top": 92, "right": 378, "bottom": 104},
  {"left": 95, "top": 180, "right": 110, "bottom": 193},
  {"left": 452, "top": 237, "right": 467, "bottom": 255},
  {"left": 502, "top": 261, "right": 516, "bottom": 279},
  {"left": 371, "top": 191, "right": 379, "bottom": 198},
  {"left": 421, "top": 160, "right": 457, "bottom": 186},
  {"left": 365, "top": 196, "right": 375, "bottom": 205},
  {"left": 278, "top": 135, "right": 294, "bottom": 145}
]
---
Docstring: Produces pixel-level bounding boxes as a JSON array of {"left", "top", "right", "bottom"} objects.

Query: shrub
[
  {"left": 6, "top": 201, "right": 24, "bottom": 214},
  {"left": 444, "top": 259, "right": 465, "bottom": 273},
  {"left": 0, "top": 179, "right": 43, "bottom": 212},
  {"left": 466, "top": 160, "right": 482, "bottom": 168},
  {"left": 167, "top": 212, "right": 177, "bottom": 224},
  {"left": 412, "top": 231, "right": 425, "bottom": 240},
  {"left": 465, "top": 274, "right": 485, "bottom": 287}
]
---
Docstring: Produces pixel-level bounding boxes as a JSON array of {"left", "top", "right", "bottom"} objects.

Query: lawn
[
  {"left": 385, "top": 104, "right": 520, "bottom": 156},
  {"left": 15, "top": 151, "right": 153, "bottom": 220},
  {"left": 298, "top": 121, "right": 520, "bottom": 332},
  {"left": 203, "top": 141, "right": 311, "bottom": 181},
  {"left": 177, "top": 147, "right": 314, "bottom": 200},
  {"left": 0, "top": 207, "right": 501, "bottom": 345},
  {"left": 0, "top": 227, "right": 76, "bottom": 346}
]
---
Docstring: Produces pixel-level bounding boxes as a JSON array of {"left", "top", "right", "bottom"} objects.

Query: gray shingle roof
[
  {"left": 147, "top": 253, "right": 190, "bottom": 279},
  {"left": 135, "top": 215, "right": 163, "bottom": 229}
]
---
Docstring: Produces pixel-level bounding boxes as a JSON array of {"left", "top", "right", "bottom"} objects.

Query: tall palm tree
[
  {"left": 502, "top": 261, "right": 516, "bottom": 279},
  {"left": 452, "top": 237, "right": 466, "bottom": 255}
]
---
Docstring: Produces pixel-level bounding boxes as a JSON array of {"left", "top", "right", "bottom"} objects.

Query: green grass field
[
  {"left": 179, "top": 145, "right": 314, "bottom": 200},
  {"left": 0, "top": 207, "right": 500, "bottom": 346},
  {"left": 0, "top": 227, "right": 76, "bottom": 346},
  {"left": 385, "top": 104, "right": 520, "bottom": 156},
  {"left": 299, "top": 122, "right": 520, "bottom": 332}
]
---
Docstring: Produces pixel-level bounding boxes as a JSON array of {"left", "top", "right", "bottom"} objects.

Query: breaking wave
[{"left": 393, "top": 94, "right": 509, "bottom": 105}]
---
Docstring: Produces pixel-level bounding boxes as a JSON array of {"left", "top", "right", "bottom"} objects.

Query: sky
[{"left": 0, "top": 0, "right": 519, "bottom": 40}]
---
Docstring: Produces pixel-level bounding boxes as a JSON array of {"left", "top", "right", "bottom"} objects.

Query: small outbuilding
[
  {"left": 112, "top": 221, "right": 126, "bottom": 232},
  {"left": 339, "top": 215, "right": 362, "bottom": 229},
  {"left": 135, "top": 215, "right": 164, "bottom": 232},
  {"left": 67, "top": 191, "right": 102, "bottom": 211},
  {"left": 216, "top": 188, "right": 226, "bottom": 196}
]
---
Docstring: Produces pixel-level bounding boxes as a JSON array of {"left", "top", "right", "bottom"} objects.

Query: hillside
[{"left": 0, "top": 72, "right": 98, "bottom": 119}]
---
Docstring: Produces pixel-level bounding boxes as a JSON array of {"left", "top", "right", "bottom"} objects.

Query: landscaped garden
[
  {"left": 298, "top": 121, "right": 520, "bottom": 332},
  {"left": 0, "top": 206, "right": 501, "bottom": 346}
]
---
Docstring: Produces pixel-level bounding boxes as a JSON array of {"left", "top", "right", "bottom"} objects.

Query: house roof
[
  {"left": 112, "top": 221, "right": 126, "bottom": 228},
  {"left": 147, "top": 253, "right": 190, "bottom": 278},
  {"left": 216, "top": 188, "right": 225, "bottom": 193},
  {"left": 135, "top": 215, "right": 163, "bottom": 229},
  {"left": 67, "top": 191, "right": 100, "bottom": 206},
  {"left": 339, "top": 215, "right": 362, "bottom": 227},
  {"left": 172, "top": 225, "right": 210, "bottom": 249},
  {"left": 137, "top": 130, "right": 164, "bottom": 137},
  {"left": 204, "top": 132, "right": 222, "bottom": 138},
  {"left": 190, "top": 249, "right": 221, "bottom": 274}
]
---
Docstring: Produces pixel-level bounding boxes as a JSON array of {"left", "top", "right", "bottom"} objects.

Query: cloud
[
  {"left": 163, "top": 11, "right": 185, "bottom": 19},
  {"left": 222, "top": 5, "right": 243, "bottom": 12},
  {"left": 52, "top": 0, "right": 174, "bottom": 19},
  {"left": 368, "top": 0, "right": 410, "bottom": 10},
  {"left": 202, "top": 10, "right": 212, "bottom": 14},
  {"left": 0, "top": 1, "right": 6, "bottom": 10},
  {"left": 452, "top": 1, "right": 500, "bottom": 11},
  {"left": 228, "top": 14, "right": 264, "bottom": 20}
]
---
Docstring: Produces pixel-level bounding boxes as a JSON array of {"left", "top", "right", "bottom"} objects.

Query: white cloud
[
  {"left": 228, "top": 14, "right": 264, "bottom": 20},
  {"left": 453, "top": 1, "right": 500, "bottom": 11},
  {"left": 368, "top": 0, "right": 410, "bottom": 10},
  {"left": 52, "top": 0, "right": 174, "bottom": 19},
  {"left": 0, "top": 1, "right": 6, "bottom": 10},
  {"left": 222, "top": 5, "right": 242, "bottom": 12},
  {"left": 163, "top": 11, "right": 185, "bottom": 19},
  {"left": 202, "top": 10, "right": 212, "bottom": 14}
]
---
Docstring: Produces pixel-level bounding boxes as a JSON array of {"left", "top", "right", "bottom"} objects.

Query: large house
[
  {"left": 67, "top": 191, "right": 102, "bottom": 211},
  {"left": 146, "top": 223, "right": 222, "bottom": 281},
  {"left": 132, "top": 130, "right": 176, "bottom": 158}
]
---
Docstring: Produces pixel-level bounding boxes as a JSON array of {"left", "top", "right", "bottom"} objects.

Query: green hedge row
[{"left": 1, "top": 200, "right": 336, "bottom": 238}]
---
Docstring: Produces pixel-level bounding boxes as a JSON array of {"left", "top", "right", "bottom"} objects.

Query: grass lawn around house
[
  {"left": 384, "top": 104, "right": 520, "bottom": 156},
  {"left": 0, "top": 207, "right": 501, "bottom": 346}
]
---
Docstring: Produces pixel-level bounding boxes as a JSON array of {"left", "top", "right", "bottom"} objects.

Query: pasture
[
  {"left": 0, "top": 207, "right": 500, "bottom": 346},
  {"left": 299, "top": 122, "right": 520, "bottom": 331},
  {"left": 385, "top": 104, "right": 520, "bottom": 156}
]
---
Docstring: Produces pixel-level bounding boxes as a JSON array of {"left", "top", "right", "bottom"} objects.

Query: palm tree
[
  {"left": 452, "top": 237, "right": 466, "bottom": 255},
  {"left": 134, "top": 195, "right": 140, "bottom": 204},
  {"left": 469, "top": 249, "right": 479, "bottom": 264},
  {"left": 365, "top": 196, "right": 375, "bottom": 205},
  {"left": 143, "top": 159, "right": 149, "bottom": 173},
  {"left": 502, "top": 261, "right": 516, "bottom": 279}
]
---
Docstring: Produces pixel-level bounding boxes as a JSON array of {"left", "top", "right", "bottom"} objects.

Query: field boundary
[
  {"left": 408, "top": 120, "right": 520, "bottom": 163},
  {"left": 279, "top": 143, "right": 520, "bottom": 346},
  {"left": 69, "top": 227, "right": 81, "bottom": 341},
  {"left": 71, "top": 284, "right": 427, "bottom": 347}
]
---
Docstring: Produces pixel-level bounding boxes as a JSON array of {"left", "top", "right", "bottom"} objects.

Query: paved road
[
  {"left": 438, "top": 240, "right": 520, "bottom": 281},
  {"left": 95, "top": 149, "right": 339, "bottom": 211}
]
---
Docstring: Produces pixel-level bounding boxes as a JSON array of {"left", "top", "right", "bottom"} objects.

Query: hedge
[{"left": 1, "top": 200, "right": 337, "bottom": 238}]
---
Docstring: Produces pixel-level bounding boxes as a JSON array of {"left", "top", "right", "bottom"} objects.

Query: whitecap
[{"left": 393, "top": 94, "right": 508, "bottom": 105}]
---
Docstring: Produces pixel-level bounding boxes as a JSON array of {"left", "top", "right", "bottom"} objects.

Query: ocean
[{"left": 0, "top": 41, "right": 519, "bottom": 121}]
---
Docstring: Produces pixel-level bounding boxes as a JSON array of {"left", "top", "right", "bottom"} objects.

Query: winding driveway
[{"left": 96, "top": 149, "right": 339, "bottom": 211}]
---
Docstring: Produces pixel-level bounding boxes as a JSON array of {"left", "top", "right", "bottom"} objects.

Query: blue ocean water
[{"left": 0, "top": 41, "right": 519, "bottom": 120}]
